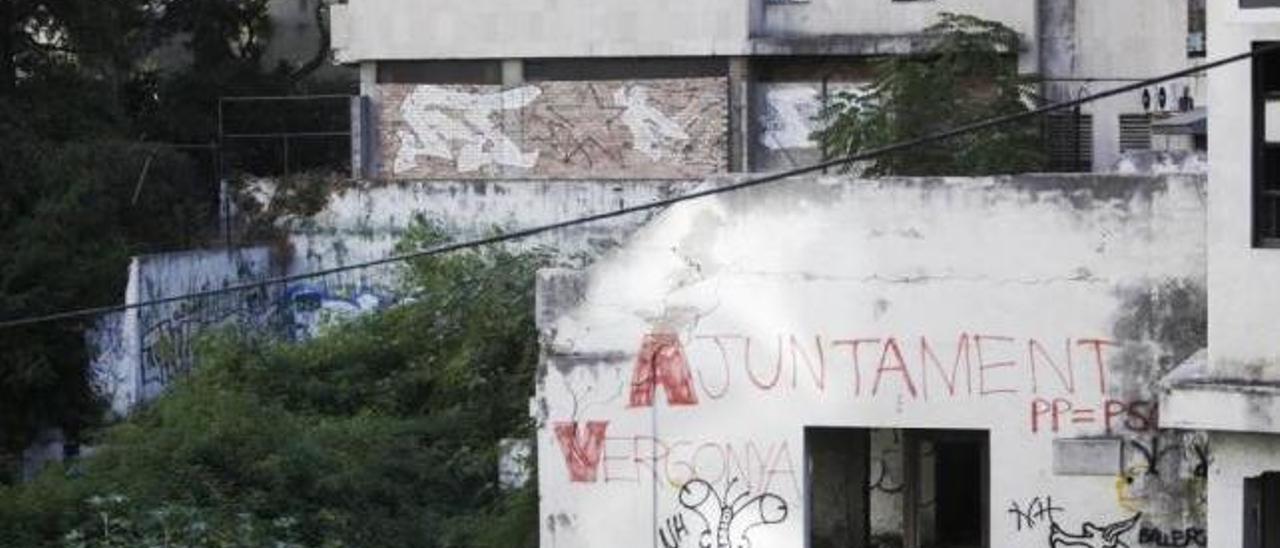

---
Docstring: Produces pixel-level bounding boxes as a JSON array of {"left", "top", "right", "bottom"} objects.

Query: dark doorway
[
  {"left": 1245, "top": 472, "right": 1280, "bottom": 548},
  {"left": 806, "top": 428, "right": 989, "bottom": 548},
  {"left": 932, "top": 434, "right": 986, "bottom": 547}
]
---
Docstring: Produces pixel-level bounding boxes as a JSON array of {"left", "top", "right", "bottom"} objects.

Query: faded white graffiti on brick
[
  {"left": 393, "top": 85, "right": 541, "bottom": 174},
  {"left": 380, "top": 78, "right": 728, "bottom": 178},
  {"left": 615, "top": 85, "right": 690, "bottom": 161},
  {"left": 759, "top": 82, "right": 868, "bottom": 151}
]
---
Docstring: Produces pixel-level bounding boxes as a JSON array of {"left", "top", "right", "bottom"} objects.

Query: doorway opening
[{"left": 806, "top": 428, "right": 989, "bottom": 548}]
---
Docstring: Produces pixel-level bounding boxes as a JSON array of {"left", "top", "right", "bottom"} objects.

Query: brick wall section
[{"left": 377, "top": 78, "right": 728, "bottom": 179}]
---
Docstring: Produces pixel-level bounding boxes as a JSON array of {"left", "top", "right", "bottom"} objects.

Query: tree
[
  {"left": 0, "top": 0, "right": 349, "bottom": 481},
  {"left": 815, "top": 13, "right": 1046, "bottom": 176},
  {"left": 0, "top": 229, "right": 546, "bottom": 548}
]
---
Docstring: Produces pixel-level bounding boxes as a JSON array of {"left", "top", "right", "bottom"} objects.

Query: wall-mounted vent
[
  {"left": 1119, "top": 114, "right": 1153, "bottom": 153},
  {"left": 1044, "top": 112, "right": 1094, "bottom": 172}
]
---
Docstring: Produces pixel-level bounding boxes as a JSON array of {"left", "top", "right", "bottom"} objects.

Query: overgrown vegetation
[
  {"left": 815, "top": 13, "right": 1046, "bottom": 176},
  {"left": 0, "top": 1, "right": 352, "bottom": 476},
  {"left": 0, "top": 228, "right": 545, "bottom": 547}
]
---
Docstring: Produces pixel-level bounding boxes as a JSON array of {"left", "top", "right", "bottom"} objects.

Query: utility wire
[{"left": 1, "top": 44, "right": 1274, "bottom": 330}]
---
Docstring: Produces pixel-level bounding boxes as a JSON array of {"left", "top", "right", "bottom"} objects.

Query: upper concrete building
[
  {"left": 329, "top": 0, "right": 1209, "bottom": 178},
  {"left": 1160, "top": 1, "right": 1280, "bottom": 547}
]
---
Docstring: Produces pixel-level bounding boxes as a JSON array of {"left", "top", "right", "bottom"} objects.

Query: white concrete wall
[
  {"left": 1206, "top": 2, "right": 1280, "bottom": 375},
  {"left": 330, "top": 0, "right": 752, "bottom": 62},
  {"left": 1206, "top": 433, "right": 1280, "bottom": 548},
  {"left": 760, "top": 0, "right": 1035, "bottom": 45},
  {"left": 93, "top": 179, "right": 702, "bottom": 413},
  {"left": 88, "top": 248, "right": 276, "bottom": 416},
  {"left": 535, "top": 174, "right": 1209, "bottom": 548},
  {"left": 1059, "top": 0, "right": 1205, "bottom": 170}
]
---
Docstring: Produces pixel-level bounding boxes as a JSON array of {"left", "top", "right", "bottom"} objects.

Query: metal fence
[{"left": 218, "top": 94, "right": 355, "bottom": 177}]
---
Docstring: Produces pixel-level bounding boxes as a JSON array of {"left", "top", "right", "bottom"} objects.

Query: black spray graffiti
[
  {"left": 1008, "top": 496, "right": 1065, "bottom": 532},
  {"left": 1128, "top": 438, "right": 1180, "bottom": 478},
  {"left": 659, "top": 477, "right": 788, "bottom": 548},
  {"left": 1050, "top": 514, "right": 1141, "bottom": 548},
  {"left": 1138, "top": 526, "right": 1206, "bottom": 547}
]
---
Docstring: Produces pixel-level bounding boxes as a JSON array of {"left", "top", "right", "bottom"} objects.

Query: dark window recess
[
  {"left": 524, "top": 57, "right": 727, "bottom": 82},
  {"left": 1188, "top": 0, "right": 1206, "bottom": 58},
  {"left": 755, "top": 56, "right": 877, "bottom": 83},
  {"left": 1254, "top": 43, "right": 1280, "bottom": 247},
  {"left": 1242, "top": 0, "right": 1280, "bottom": 8},
  {"left": 1244, "top": 472, "right": 1280, "bottom": 548},
  {"left": 1120, "top": 114, "right": 1154, "bottom": 153},
  {"left": 376, "top": 60, "right": 503, "bottom": 85},
  {"left": 1043, "top": 112, "right": 1094, "bottom": 172},
  {"left": 806, "top": 428, "right": 989, "bottom": 548}
]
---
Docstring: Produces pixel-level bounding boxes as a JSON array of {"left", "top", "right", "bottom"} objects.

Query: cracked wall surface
[{"left": 534, "top": 173, "right": 1210, "bottom": 548}]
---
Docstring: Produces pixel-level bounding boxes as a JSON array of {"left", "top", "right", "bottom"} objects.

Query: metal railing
[{"left": 218, "top": 94, "right": 355, "bottom": 177}]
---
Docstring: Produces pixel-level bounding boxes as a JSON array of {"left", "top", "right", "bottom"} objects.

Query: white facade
[
  {"left": 1158, "top": 3, "right": 1280, "bottom": 548},
  {"left": 1205, "top": 1, "right": 1280, "bottom": 373},
  {"left": 330, "top": 0, "right": 753, "bottom": 62},
  {"left": 333, "top": 0, "right": 1205, "bottom": 178},
  {"left": 536, "top": 174, "right": 1210, "bottom": 548},
  {"left": 1056, "top": 0, "right": 1206, "bottom": 170}
]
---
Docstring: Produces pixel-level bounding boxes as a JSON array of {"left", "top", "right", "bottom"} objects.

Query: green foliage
[
  {"left": 0, "top": 229, "right": 546, "bottom": 548},
  {"left": 815, "top": 13, "right": 1046, "bottom": 176},
  {"left": 0, "top": 137, "right": 215, "bottom": 469},
  {"left": 62, "top": 495, "right": 310, "bottom": 548},
  {"left": 0, "top": 0, "right": 352, "bottom": 475}
]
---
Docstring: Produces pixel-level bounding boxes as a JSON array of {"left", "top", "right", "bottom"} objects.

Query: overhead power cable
[{"left": 1, "top": 43, "right": 1274, "bottom": 330}]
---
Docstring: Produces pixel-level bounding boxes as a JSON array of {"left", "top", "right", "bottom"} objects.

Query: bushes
[{"left": 0, "top": 234, "right": 546, "bottom": 547}]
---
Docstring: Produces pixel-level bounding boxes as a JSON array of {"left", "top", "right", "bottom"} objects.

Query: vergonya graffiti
[{"left": 552, "top": 422, "right": 800, "bottom": 496}]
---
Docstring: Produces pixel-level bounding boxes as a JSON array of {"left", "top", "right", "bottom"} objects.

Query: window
[
  {"left": 1188, "top": 0, "right": 1205, "bottom": 58},
  {"left": 376, "top": 61, "right": 503, "bottom": 85},
  {"left": 1242, "top": 0, "right": 1280, "bottom": 8},
  {"left": 807, "top": 428, "right": 989, "bottom": 548},
  {"left": 523, "top": 58, "right": 727, "bottom": 82},
  {"left": 1244, "top": 472, "right": 1280, "bottom": 548},
  {"left": 1044, "top": 111, "right": 1094, "bottom": 172},
  {"left": 1253, "top": 43, "right": 1280, "bottom": 247}
]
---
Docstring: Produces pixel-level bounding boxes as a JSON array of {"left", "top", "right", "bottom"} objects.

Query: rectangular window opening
[
  {"left": 806, "top": 428, "right": 989, "bottom": 548},
  {"left": 1253, "top": 42, "right": 1280, "bottom": 247},
  {"left": 1244, "top": 472, "right": 1280, "bottom": 548}
]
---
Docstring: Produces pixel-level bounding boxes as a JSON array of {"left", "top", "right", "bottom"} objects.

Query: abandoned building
[
  {"left": 76, "top": 1, "right": 1280, "bottom": 547},
  {"left": 329, "top": 0, "right": 1208, "bottom": 177}
]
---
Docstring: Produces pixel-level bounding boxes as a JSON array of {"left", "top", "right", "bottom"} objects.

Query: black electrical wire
[{"left": 1, "top": 43, "right": 1273, "bottom": 330}]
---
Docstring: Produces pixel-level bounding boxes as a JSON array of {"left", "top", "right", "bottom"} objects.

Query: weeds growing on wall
[
  {"left": 815, "top": 13, "right": 1046, "bottom": 176},
  {"left": 0, "top": 225, "right": 546, "bottom": 548}
]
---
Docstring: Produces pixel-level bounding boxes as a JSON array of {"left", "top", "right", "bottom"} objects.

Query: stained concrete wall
[
  {"left": 376, "top": 79, "right": 728, "bottom": 179},
  {"left": 760, "top": 0, "right": 1037, "bottom": 70},
  {"left": 535, "top": 173, "right": 1209, "bottom": 548},
  {"left": 89, "top": 248, "right": 277, "bottom": 416},
  {"left": 92, "top": 179, "right": 701, "bottom": 413},
  {"left": 330, "top": 0, "right": 752, "bottom": 63}
]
